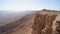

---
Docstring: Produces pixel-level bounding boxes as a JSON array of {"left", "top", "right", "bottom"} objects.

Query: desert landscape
[
  {"left": 0, "top": 9, "right": 60, "bottom": 34},
  {"left": 0, "top": 0, "right": 60, "bottom": 34}
]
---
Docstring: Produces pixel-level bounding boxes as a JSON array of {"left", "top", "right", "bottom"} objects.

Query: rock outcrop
[{"left": 32, "top": 12, "right": 57, "bottom": 34}]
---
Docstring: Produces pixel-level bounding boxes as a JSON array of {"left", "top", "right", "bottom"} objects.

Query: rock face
[
  {"left": 32, "top": 14, "right": 47, "bottom": 34},
  {"left": 41, "top": 15, "right": 57, "bottom": 34},
  {"left": 32, "top": 12, "right": 57, "bottom": 34}
]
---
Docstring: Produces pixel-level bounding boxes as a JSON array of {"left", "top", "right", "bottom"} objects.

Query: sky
[{"left": 0, "top": 0, "right": 60, "bottom": 11}]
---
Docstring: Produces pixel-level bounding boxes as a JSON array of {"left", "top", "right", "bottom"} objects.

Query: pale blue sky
[{"left": 0, "top": 0, "right": 60, "bottom": 11}]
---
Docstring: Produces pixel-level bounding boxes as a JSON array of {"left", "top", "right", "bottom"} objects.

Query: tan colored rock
[{"left": 32, "top": 13, "right": 57, "bottom": 34}]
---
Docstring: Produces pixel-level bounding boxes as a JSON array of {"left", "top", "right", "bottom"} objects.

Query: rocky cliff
[{"left": 0, "top": 10, "right": 57, "bottom": 34}]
